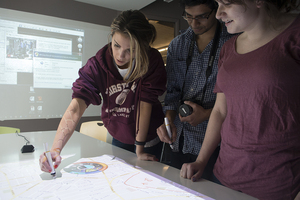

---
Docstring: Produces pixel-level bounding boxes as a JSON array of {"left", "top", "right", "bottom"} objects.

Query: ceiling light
[{"left": 158, "top": 47, "right": 168, "bottom": 52}]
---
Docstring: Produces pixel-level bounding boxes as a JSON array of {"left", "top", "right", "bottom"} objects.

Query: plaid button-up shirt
[{"left": 164, "top": 24, "right": 233, "bottom": 155}]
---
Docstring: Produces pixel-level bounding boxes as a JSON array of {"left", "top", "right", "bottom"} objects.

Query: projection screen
[{"left": 0, "top": 8, "right": 111, "bottom": 120}]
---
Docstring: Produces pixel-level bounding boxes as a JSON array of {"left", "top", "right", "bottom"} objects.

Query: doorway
[{"left": 149, "top": 19, "right": 175, "bottom": 65}]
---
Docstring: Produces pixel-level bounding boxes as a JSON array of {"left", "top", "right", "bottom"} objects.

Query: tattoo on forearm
[{"left": 54, "top": 110, "right": 76, "bottom": 149}]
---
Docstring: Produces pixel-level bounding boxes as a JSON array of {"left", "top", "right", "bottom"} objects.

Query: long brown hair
[
  {"left": 217, "top": 0, "right": 299, "bottom": 13},
  {"left": 110, "top": 10, "right": 157, "bottom": 83}
]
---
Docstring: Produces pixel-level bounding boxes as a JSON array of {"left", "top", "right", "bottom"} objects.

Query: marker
[
  {"left": 164, "top": 117, "right": 174, "bottom": 149},
  {"left": 43, "top": 143, "right": 56, "bottom": 178}
]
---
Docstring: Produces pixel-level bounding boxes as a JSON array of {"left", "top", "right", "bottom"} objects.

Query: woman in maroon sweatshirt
[{"left": 40, "top": 10, "right": 167, "bottom": 173}]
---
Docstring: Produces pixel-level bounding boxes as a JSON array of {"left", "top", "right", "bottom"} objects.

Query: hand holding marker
[
  {"left": 164, "top": 117, "right": 174, "bottom": 149},
  {"left": 43, "top": 142, "right": 56, "bottom": 179}
]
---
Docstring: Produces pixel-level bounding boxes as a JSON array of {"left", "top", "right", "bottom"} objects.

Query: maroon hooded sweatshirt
[{"left": 72, "top": 44, "right": 166, "bottom": 144}]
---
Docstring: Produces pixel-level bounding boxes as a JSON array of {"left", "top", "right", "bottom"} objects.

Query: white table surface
[{"left": 0, "top": 131, "right": 257, "bottom": 200}]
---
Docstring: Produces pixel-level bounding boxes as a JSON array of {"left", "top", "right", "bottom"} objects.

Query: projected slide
[
  {"left": 0, "top": 155, "right": 214, "bottom": 200},
  {"left": 0, "top": 8, "right": 110, "bottom": 120},
  {"left": 0, "top": 16, "right": 84, "bottom": 120},
  {"left": 1, "top": 19, "right": 84, "bottom": 88}
]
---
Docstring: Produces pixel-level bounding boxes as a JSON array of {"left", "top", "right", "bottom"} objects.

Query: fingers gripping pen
[
  {"left": 43, "top": 143, "right": 56, "bottom": 178},
  {"left": 164, "top": 117, "right": 174, "bottom": 149}
]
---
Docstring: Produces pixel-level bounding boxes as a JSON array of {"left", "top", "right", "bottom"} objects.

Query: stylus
[
  {"left": 43, "top": 142, "right": 56, "bottom": 178},
  {"left": 164, "top": 117, "right": 174, "bottom": 149}
]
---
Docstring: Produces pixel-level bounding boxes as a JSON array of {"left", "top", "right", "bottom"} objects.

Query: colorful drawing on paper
[{"left": 63, "top": 161, "right": 108, "bottom": 174}]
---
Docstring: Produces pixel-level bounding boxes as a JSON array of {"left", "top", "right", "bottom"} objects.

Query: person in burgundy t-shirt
[{"left": 180, "top": 0, "right": 300, "bottom": 199}]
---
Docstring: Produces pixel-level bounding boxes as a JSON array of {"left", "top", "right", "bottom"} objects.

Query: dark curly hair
[{"left": 179, "top": 0, "right": 218, "bottom": 10}]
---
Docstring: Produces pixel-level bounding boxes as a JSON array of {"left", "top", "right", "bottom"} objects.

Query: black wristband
[{"left": 135, "top": 140, "right": 146, "bottom": 146}]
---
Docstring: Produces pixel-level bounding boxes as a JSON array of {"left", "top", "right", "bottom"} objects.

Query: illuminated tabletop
[{"left": 0, "top": 131, "right": 257, "bottom": 200}]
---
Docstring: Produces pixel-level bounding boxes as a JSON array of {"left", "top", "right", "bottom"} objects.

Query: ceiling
[{"left": 74, "top": 0, "right": 156, "bottom": 11}]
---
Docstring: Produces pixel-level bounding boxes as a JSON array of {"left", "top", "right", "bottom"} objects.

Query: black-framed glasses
[{"left": 182, "top": 9, "right": 214, "bottom": 23}]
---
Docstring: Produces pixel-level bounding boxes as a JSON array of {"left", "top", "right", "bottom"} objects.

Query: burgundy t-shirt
[{"left": 214, "top": 15, "right": 300, "bottom": 200}]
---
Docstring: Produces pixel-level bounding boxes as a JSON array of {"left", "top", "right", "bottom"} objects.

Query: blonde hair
[{"left": 110, "top": 10, "right": 157, "bottom": 83}]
